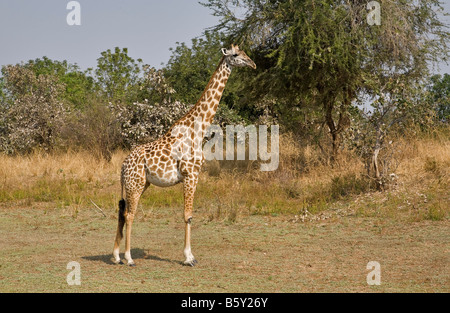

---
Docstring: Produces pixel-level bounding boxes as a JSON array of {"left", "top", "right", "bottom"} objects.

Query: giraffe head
[{"left": 221, "top": 44, "right": 256, "bottom": 69}]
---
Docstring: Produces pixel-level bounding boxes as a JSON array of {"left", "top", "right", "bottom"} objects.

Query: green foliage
[
  {"left": 164, "top": 31, "right": 223, "bottom": 105},
  {"left": 21, "top": 57, "right": 94, "bottom": 109},
  {"left": 427, "top": 73, "right": 450, "bottom": 122},
  {"left": 93, "top": 47, "right": 179, "bottom": 106},
  {"left": 95, "top": 47, "right": 142, "bottom": 103}
]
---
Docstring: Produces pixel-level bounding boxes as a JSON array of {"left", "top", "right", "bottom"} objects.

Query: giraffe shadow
[
  {"left": 82, "top": 248, "right": 183, "bottom": 266},
  {"left": 144, "top": 254, "right": 184, "bottom": 266}
]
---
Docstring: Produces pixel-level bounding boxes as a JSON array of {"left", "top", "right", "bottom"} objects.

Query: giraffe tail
[
  {"left": 118, "top": 199, "right": 126, "bottom": 225},
  {"left": 118, "top": 171, "right": 126, "bottom": 220}
]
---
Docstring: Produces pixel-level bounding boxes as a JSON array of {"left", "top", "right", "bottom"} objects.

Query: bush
[
  {"left": 0, "top": 64, "right": 68, "bottom": 154},
  {"left": 59, "top": 101, "right": 122, "bottom": 161},
  {"left": 109, "top": 100, "right": 191, "bottom": 148}
]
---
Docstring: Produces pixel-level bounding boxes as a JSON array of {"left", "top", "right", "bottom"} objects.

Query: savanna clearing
[{"left": 0, "top": 134, "right": 448, "bottom": 293}]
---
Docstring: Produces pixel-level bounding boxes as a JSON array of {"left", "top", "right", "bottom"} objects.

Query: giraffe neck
[{"left": 168, "top": 56, "right": 231, "bottom": 134}]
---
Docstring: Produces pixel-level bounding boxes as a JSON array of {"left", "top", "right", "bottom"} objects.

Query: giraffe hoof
[
  {"left": 128, "top": 263, "right": 136, "bottom": 267},
  {"left": 184, "top": 259, "right": 198, "bottom": 267}
]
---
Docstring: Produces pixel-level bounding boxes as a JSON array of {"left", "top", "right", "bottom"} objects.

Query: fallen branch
[{"left": 89, "top": 198, "right": 107, "bottom": 217}]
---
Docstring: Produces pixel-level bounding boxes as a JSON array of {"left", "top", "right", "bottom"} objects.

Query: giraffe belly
[{"left": 145, "top": 167, "right": 183, "bottom": 187}]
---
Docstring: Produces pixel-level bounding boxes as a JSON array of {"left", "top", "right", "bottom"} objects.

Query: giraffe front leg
[
  {"left": 183, "top": 174, "right": 198, "bottom": 266},
  {"left": 124, "top": 212, "right": 136, "bottom": 266},
  {"left": 183, "top": 218, "right": 197, "bottom": 266}
]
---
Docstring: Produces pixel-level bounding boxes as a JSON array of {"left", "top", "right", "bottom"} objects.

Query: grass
[{"left": 0, "top": 131, "right": 448, "bottom": 292}]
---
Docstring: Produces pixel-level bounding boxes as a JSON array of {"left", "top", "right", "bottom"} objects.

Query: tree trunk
[
  {"left": 372, "top": 127, "right": 383, "bottom": 190},
  {"left": 321, "top": 84, "right": 352, "bottom": 164},
  {"left": 323, "top": 99, "right": 337, "bottom": 163},
  {"left": 324, "top": 102, "right": 349, "bottom": 164}
]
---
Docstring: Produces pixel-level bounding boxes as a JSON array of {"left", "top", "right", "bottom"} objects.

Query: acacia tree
[{"left": 202, "top": 0, "right": 449, "bottom": 161}]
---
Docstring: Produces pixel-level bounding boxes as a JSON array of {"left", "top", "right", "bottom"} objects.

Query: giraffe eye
[{"left": 233, "top": 54, "right": 238, "bottom": 57}]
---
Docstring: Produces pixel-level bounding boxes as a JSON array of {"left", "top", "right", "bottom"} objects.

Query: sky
[
  {"left": 0, "top": 0, "right": 220, "bottom": 70},
  {"left": 0, "top": 0, "right": 449, "bottom": 74}
]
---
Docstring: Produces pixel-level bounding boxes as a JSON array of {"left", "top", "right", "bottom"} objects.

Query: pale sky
[
  {"left": 0, "top": 0, "right": 449, "bottom": 74},
  {"left": 0, "top": 0, "right": 220, "bottom": 70}
]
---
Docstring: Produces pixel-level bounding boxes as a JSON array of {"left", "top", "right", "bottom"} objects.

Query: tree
[
  {"left": 95, "top": 47, "right": 142, "bottom": 103},
  {"left": 202, "top": 0, "right": 450, "bottom": 161},
  {"left": 23, "top": 57, "right": 95, "bottom": 109}
]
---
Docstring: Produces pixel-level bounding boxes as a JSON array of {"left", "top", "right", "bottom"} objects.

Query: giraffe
[{"left": 113, "top": 44, "right": 256, "bottom": 266}]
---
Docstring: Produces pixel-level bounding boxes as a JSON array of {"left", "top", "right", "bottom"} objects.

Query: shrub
[
  {"left": 109, "top": 100, "right": 191, "bottom": 148},
  {"left": 59, "top": 101, "right": 122, "bottom": 161},
  {"left": 0, "top": 64, "right": 68, "bottom": 154}
]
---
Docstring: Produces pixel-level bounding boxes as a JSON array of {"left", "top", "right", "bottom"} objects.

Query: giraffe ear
[{"left": 221, "top": 48, "right": 230, "bottom": 56}]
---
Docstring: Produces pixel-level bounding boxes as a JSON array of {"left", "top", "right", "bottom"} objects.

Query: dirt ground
[{"left": 0, "top": 204, "right": 448, "bottom": 293}]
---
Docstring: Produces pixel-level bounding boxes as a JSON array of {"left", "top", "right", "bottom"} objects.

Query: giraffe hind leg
[
  {"left": 123, "top": 182, "right": 149, "bottom": 266},
  {"left": 113, "top": 199, "right": 126, "bottom": 264}
]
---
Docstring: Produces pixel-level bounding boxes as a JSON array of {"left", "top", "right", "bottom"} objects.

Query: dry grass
[
  {"left": 0, "top": 149, "right": 126, "bottom": 185},
  {"left": 0, "top": 130, "right": 448, "bottom": 222}
]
